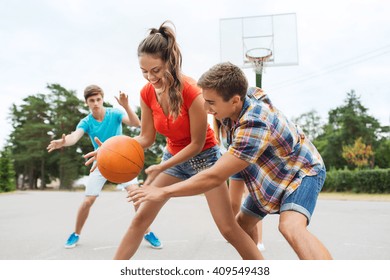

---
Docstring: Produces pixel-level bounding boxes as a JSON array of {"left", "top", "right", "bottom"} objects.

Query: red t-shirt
[{"left": 141, "top": 77, "right": 217, "bottom": 155}]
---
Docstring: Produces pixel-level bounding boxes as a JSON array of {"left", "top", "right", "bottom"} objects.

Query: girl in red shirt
[{"left": 87, "top": 21, "right": 262, "bottom": 260}]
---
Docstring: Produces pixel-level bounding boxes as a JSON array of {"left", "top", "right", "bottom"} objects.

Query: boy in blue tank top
[{"left": 47, "top": 85, "right": 162, "bottom": 249}]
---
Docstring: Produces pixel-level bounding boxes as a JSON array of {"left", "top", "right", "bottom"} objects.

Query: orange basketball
[{"left": 96, "top": 135, "right": 144, "bottom": 183}]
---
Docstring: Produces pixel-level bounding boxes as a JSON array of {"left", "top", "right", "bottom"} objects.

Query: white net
[{"left": 245, "top": 48, "right": 272, "bottom": 74}]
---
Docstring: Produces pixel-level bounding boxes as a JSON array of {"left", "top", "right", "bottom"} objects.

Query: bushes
[
  {"left": 0, "top": 148, "right": 15, "bottom": 193},
  {"left": 323, "top": 168, "right": 390, "bottom": 193}
]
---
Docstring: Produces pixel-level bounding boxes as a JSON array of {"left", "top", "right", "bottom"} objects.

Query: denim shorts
[
  {"left": 230, "top": 172, "right": 244, "bottom": 181},
  {"left": 241, "top": 167, "right": 326, "bottom": 224},
  {"left": 162, "top": 146, "right": 220, "bottom": 179}
]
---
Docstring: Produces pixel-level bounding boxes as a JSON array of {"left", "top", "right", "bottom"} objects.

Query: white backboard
[{"left": 220, "top": 13, "right": 299, "bottom": 68}]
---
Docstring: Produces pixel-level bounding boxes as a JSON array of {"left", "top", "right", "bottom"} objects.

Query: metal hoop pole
[
  {"left": 256, "top": 72, "right": 262, "bottom": 88},
  {"left": 245, "top": 48, "right": 271, "bottom": 89}
]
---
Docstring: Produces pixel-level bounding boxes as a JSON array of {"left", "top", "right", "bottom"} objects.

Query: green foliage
[
  {"left": 342, "top": 137, "right": 374, "bottom": 169},
  {"left": 6, "top": 84, "right": 388, "bottom": 191},
  {"left": 375, "top": 138, "right": 390, "bottom": 168},
  {"left": 323, "top": 168, "right": 390, "bottom": 193},
  {"left": 45, "top": 84, "right": 90, "bottom": 189},
  {"left": 9, "top": 93, "right": 52, "bottom": 189},
  {"left": 8, "top": 84, "right": 87, "bottom": 190},
  {"left": 296, "top": 90, "right": 389, "bottom": 193},
  {"left": 314, "top": 90, "right": 387, "bottom": 169},
  {"left": 292, "top": 109, "right": 323, "bottom": 141},
  {"left": 6, "top": 85, "right": 166, "bottom": 189},
  {"left": 0, "top": 147, "right": 16, "bottom": 192}
]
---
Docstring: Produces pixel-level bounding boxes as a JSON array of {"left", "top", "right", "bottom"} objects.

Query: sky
[{"left": 0, "top": 0, "right": 389, "bottom": 149}]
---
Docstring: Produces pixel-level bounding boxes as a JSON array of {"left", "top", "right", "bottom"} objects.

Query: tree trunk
[{"left": 40, "top": 158, "right": 46, "bottom": 189}]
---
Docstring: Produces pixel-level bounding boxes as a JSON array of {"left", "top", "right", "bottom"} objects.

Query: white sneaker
[{"left": 257, "top": 243, "right": 265, "bottom": 251}]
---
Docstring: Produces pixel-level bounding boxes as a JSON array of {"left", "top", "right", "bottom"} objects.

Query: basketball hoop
[{"left": 245, "top": 48, "right": 273, "bottom": 74}]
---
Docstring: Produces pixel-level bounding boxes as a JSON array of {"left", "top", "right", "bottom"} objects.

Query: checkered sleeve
[{"left": 228, "top": 118, "right": 270, "bottom": 164}]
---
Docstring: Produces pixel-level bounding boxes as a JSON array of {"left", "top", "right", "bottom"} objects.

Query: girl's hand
[
  {"left": 144, "top": 164, "right": 163, "bottom": 185},
  {"left": 127, "top": 184, "right": 167, "bottom": 206}
]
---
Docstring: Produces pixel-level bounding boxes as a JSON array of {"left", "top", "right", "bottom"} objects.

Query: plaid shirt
[{"left": 223, "top": 87, "right": 324, "bottom": 214}]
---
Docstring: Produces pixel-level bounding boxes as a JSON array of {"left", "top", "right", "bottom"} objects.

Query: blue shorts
[
  {"left": 241, "top": 167, "right": 326, "bottom": 224},
  {"left": 162, "top": 146, "right": 220, "bottom": 179},
  {"left": 230, "top": 172, "right": 244, "bottom": 181}
]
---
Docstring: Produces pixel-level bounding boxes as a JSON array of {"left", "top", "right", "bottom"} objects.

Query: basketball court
[{"left": 0, "top": 190, "right": 389, "bottom": 260}]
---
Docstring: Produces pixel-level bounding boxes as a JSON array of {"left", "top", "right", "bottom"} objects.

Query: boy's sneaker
[
  {"left": 144, "top": 232, "right": 163, "bottom": 249},
  {"left": 257, "top": 243, "right": 265, "bottom": 251},
  {"left": 64, "top": 232, "right": 79, "bottom": 249}
]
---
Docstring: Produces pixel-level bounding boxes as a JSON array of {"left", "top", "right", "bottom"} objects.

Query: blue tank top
[{"left": 76, "top": 107, "right": 124, "bottom": 150}]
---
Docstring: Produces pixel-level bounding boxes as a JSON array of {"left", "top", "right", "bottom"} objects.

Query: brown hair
[
  {"left": 212, "top": 117, "right": 223, "bottom": 145},
  {"left": 198, "top": 62, "right": 248, "bottom": 101},
  {"left": 138, "top": 21, "right": 183, "bottom": 119},
  {"left": 84, "top": 84, "right": 104, "bottom": 100}
]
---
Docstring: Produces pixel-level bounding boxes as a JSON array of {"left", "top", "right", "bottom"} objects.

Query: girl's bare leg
[
  {"left": 114, "top": 173, "right": 181, "bottom": 260},
  {"left": 205, "top": 182, "right": 263, "bottom": 260}
]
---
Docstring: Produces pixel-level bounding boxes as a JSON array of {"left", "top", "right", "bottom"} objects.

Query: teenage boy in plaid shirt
[{"left": 129, "top": 62, "right": 332, "bottom": 259}]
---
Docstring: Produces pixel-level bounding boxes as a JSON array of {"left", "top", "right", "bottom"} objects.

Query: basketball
[{"left": 96, "top": 135, "right": 144, "bottom": 183}]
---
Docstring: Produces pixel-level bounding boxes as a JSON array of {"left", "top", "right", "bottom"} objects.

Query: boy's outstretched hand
[
  {"left": 115, "top": 91, "right": 129, "bottom": 107},
  {"left": 83, "top": 137, "right": 103, "bottom": 172},
  {"left": 47, "top": 134, "right": 66, "bottom": 152},
  {"left": 127, "top": 185, "right": 167, "bottom": 206}
]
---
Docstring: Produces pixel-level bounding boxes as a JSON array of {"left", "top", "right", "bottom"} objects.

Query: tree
[
  {"left": 292, "top": 110, "right": 323, "bottom": 141},
  {"left": 0, "top": 146, "right": 15, "bottom": 192},
  {"left": 9, "top": 94, "right": 52, "bottom": 189},
  {"left": 342, "top": 137, "right": 374, "bottom": 169},
  {"left": 375, "top": 138, "right": 390, "bottom": 168},
  {"left": 316, "top": 90, "right": 385, "bottom": 169},
  {"left": 8, "top": 84, "right": 88, "bottom": 190},
  {"left": 45, "top": 84, "right": 89, "bottom": 189},
  {"left": 7, "top": 84, "right": 166, "bottom": 190}
]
